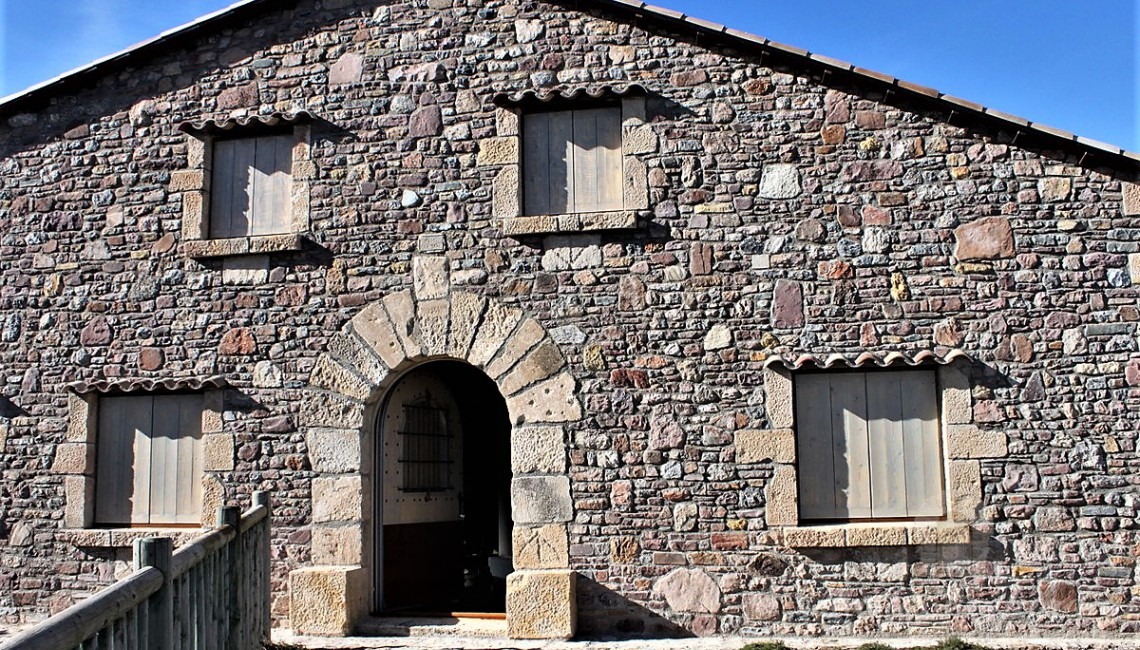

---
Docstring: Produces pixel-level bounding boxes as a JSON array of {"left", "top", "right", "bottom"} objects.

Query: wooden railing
[{"left": 1, "top": 492, "right": 272, "bottom": 650}]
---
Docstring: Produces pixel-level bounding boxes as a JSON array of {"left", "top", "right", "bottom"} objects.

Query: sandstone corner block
[
  {"left": 477, "top": 137, "right": 520, "bottom": 166},
  {"left": 506, "top": 371, "right": 582, "bottom": 425},
  {"left": 512, "top": 524, "right": 569, "bottom": 569},
  {"left": 289, "top": 566, "right": 368, "bottom": 636},
  {"left": 1124, "top": 182, "right": 1140, "bottom": 215},
  {"left": 312, "top": 476, "right": 363, "bottom": 523},
  {"left": 765, "top": 464, "right": 798, "bottom": 527},
  {"left": 311, "top": 525, "right": 364, "bottom": 565},
  {"left": 946, "top": 424, "right": 1008, "bottom": 459},
  {"left": 506, "top": 570, "right": 577, "bottom": 639},
  {"left": 307, "top": 428, "right": 362, "bottom": 474},
  {"left": 765, "top": 367, "right": 795, "bottom": 429},
  {"left": 202, "top": 434, "right": 235, "bottom": 471},
  {"left": 736, "top": 429, "right": 795, "bottom": 464},
  {"left": 511, "top": 476, "right": 572, "bottom": 524},
  {"left": 52, "top": 443, "right": 92, "bottom": 475},
  {"left": 511, "top": 425, "right": 566, "bottom": 475},
  {"left": 948, "top": 460, "right": 982, "bottom": 523}
]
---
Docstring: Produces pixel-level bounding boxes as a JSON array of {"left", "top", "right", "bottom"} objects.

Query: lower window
[
  {"left": 795, "top": 369, "right": 945, "bottom": 520},
  {"left": 95, "top": 394, "right": 204, "bottom": 525}
]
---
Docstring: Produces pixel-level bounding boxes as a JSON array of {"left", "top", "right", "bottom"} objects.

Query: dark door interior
[{"left": 378, "top": 361, "right": 512, "bottom": 614}]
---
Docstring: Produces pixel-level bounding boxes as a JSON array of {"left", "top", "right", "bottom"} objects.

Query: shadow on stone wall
[{"left": 575, "top": 575, "right": 695, "bottom": 639}]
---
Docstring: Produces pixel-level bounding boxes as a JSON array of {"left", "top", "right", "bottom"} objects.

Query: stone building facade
[{"left": 1, "top": 0, "right": 1139, "bottom": 640}]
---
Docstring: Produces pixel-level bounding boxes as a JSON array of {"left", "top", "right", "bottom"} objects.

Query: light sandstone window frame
[
  {"left": 737, "top": 355, "right": 1008, "bottom": 547},
  {"left": 487, "top": 88, "right": 655, "bottom": 237},
  {"left": 175, "top": 113, "right": 314, "bottom": 258},
  {"left": 55, "top": 381, "right": 233, "bottom": 546}
]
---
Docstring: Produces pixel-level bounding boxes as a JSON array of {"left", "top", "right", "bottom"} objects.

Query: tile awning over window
[
  {"left": 761, "top": 348, "right": 971, "bottom": 370},
  {"left": 66, "top": 376, "right": 229, "bottom": 394},
  {"left": 493, "top": 83, "right": 647, "bottom": 109},
  {"left": 178, "top": 110, "right": 313, "bottom": 136}
]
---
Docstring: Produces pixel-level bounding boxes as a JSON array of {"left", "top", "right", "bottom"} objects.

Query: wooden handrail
[{"left": 0, "top": 568, "right": 163, "bottom": 650}]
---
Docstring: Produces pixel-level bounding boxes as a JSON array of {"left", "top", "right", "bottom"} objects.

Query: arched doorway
[{"left": 374, "top": 360, "right": 512, "bottom": 614}]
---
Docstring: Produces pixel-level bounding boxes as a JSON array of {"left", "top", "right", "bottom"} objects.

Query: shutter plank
[
  {"left": 96, "top": 397, "right": 148, "bottom": 525},
  {"left": 595, "top": 107, "right": 623, "bottom": 211},
  {"left": 272, "top": 133, "right": 294, "bottom": 233},
  {"left": 231, "top": 138, "right": 257, "bottom": 237},
  {"left": 209, "top": 140, "right": 237, "bottom": 238},
  {"left": 151, "top": 395, "right": 181, "bottom": 524},
  {"left": 572, "top": 109, "right": 601, "bottom": 212},
  {"left": 177, "top": 395, "right": 204, "bottom": 523},
  {"left": 250, "top": 135, "right": 293, "bottom": 235},
  {"left": 523, "top": 113, "right": 551, "bottom": 215},
  {"left": 866, "top": 372, "right": 908, "bottom": 518},
  {"left": 795, "top": 374, "right": 837, "bottom": 519},
  {"left": 547, "top": 111, "right": 574, "bottom": 214},
  {"left": 833, "top": 373, "right": 872, "bottom": 518},
  {"left": 902, "top": 371, "right": 945, "bottom": 517}
]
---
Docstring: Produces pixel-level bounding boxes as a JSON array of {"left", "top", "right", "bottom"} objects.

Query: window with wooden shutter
[
  {"left": 795, "top": 370, "right": 945, "bottom": 521},
  {"left": 523, "top": 107, "right": 623, "bottom": 215},
  {"left": 95, "top": 394, "right": 204, "bottom": 526},
  {"left": 209, "top": 134, "right": 294, "bottom": 238}
]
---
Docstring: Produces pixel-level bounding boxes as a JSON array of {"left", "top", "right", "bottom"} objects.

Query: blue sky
[{"left": 0, "top": 0, "right": 1136, "bottom": 150}]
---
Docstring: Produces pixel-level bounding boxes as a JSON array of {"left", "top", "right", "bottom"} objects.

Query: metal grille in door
[{"left": 397, "top": 403, "right": 452, "bottom": 492}]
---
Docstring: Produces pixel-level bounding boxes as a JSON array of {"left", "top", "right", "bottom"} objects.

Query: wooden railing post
[
  {"left": 134, "top": 537, "right": 173, "bottom": 650},
  {"left": 252, "top": 491, "right": 272, "bottom": 645},
  {"left": 217, "top": 505, "right": 241, "bottom": 649}
]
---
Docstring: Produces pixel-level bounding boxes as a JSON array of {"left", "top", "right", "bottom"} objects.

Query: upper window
[
  {"left": 523, "top": 106, "right": 623, "bottom": 215},
  {"left": 95, "top": 394, "right": 204, "bottom": 526},
  {"left": 398, "top": 402, "right": 453, "bottom": 493},
  {"left": 209, "top": 134, "right": 294, "bottom": 238},
  {"left": 795, "top": 369, "right": 945, "bottom": 521}
]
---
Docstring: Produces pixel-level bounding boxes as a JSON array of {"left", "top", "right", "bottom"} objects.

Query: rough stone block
[
  {"left": 512, "top": 524, "right": 569, "bottom": 569},
  {"left": 502, "top": 215, "right": 558, "bottom": 236},
  {"left": 654, "top": 568, "right": 721, "bottom": 613},
  {"left": 448, "top": 292, "right": 487, "bottom": 359},
  {"left": 511, "top": 476, "right": 572, "bottom": 524},
  {"left": 623, "top": 125, "right": 657, "bottom": 155},
  {"left": 413, "top": 256, "right": 449, "bottom": 302},
  {"left": 309, "top": 355, "right": 371, "bottom": 401},
  {"left": 907, "top": 524, "right": 971, "bottom": 545},
  {"left": 506, "top": 570, "right": 576, "bottom": 639},
  {"left": 289, "top": 566, "right": 368, "bottom": 636},
  {"left": 1038, "top": 177, "right": 1071, "bottom": 202},
  {"left": 736, "top": 429, "right": 795, "bottom": 464},
  {"left": 579, "top": 211, "right": 638, "bottom": 231},
  {"left": 499, "top": 340, "right": 566, "bottom": 396},
  {"left": 415, "top": 299, "right": 450, "bottom": 357},
  {"left": 299, "top": 390, "right": 365, "bottom": 429},
  {"left": 623, "top": 157, "right": 649, "bottom": 210},
  {"left": 758, "top": 164, "right": 802, "bottom": 199},
  {"left": 845, "top": 525, "right": 907, "bottom": 547},
  {"left": 52, "top": 443, "right": 92, "bottom": 475},
  {"left": 311, "top": 524, "right": 363, "bottom": 565},
  {"left": 328, "top": 52, "right": 364, "bottom": 85},
  {"left": 493, "top": 166, "right": 521, "bottom": 220},
  {"left": 381, "top": 290, "right": 423, "bottom": 360},
  {"left": 497, "top": 108, "right": 520, "bottom": 136},
  {"left": 1124, "top": 182, "right": 1140, "bottom": 215},
  {"left": 954, "top": 216, "right": 1015, "bottom": 261},
  {"left": 945, "top": 424, "right": 1008, "bottom": 459},
  {"left": 201, "top": 474, "right": 225, "bottom": 527},
  {"left": 511, "top": 425, "right": 566, "bottom": 475},
  {"left": 765, "top": 367, "right": 795, "bottom": 429},
  {"left": 781, "top": 526, "right": 845, "bottom": 548},
  {"left": 948, "top": 460, "right": 981, "bottom": 523},
  {"left": 506, "top": 371, "right": 582, "bottom": 425},
  {"left": 181, "top": 237, "right": 248, "bottom": 258},
  {"left": 764, "top": 464, "right": 798, "bottom": 527},
  {"left": 351, "top": 303, "right": 405, "bottom": 370},
  {"left": 63, "top": 475, "right": 94, "bottom": 528},
  {"left": 468, "top": 302, "right": 524, "bottom": 367},
  {"left": 477, "top": 137, "right": 520, "bottom": 166},
  {"left": 743, "top": 593, "right": 781, "bottom": 621},
  {"left": 66, "top": 393, "right": 96, "bottom": 443},
  {"left": 202, "top": 390, "right": 224, "bottom": 434},
  {"left": 312, "top": 476, "right": 364, "bottom": 524},
  {"left": 169, "top": 170, "right": 204, "bottom": 192},
  {"left": 202, "top": 433, "right": 235, "bottom": 471},
  {"left": 1129, "top": 253, "right": 1140, "bottom": 285},
  {"left": 939, "top": 364, "right": 972, "bottom": 425},
  {"left": 307, "top": 428, "right": 361, "bottom": 474}
]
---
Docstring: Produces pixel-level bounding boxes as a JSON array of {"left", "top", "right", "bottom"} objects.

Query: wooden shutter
[
  {"left": 95, "top": 395, "right": 203, "bottom": 525},
  {"left": 523, "top": 107, "right": 622, "bottom": 215},
  {"left": 96, "top": 396, "right": 153, "bottom": 525},
  {"left": 796, "top": 370, "right": 944, "bottom": 520},
  {"left": 210, "top": 134, "right": 293, "bottom": 238}
]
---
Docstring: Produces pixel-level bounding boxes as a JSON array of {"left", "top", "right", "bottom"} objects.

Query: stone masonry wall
[{"left": 0, "top": 0, "right": 1138, "bottom": 637}]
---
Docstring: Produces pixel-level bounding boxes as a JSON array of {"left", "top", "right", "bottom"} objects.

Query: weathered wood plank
[
  {"left": 902, "top": 370, "right": 944, "bottom": 517},
  {"left": 831, "top": 373, "right": 872, "bottom": 518},
  {"left": 866, "top": 372, "right": 907, "bottom": 517},
  {"left": 795, "top": 374, "right": 836, "bottom": 519}
]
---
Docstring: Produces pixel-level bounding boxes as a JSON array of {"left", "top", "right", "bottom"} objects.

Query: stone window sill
[
  {"left": 503, "top": 210, "right": 638, "bottom": 236},
  {"left": 58, "top": 528, "right": 207, "bottom": 548},
  {"left": 181, "top": 233, "right": 306, "bottom": 258},
  {"left": 779, "top": 522, "right": 970, "bottom": 548}
]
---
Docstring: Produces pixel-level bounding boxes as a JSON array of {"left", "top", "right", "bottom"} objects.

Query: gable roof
[{"left": 1, "top": 0, "right": 1135, "bottom": 169}]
